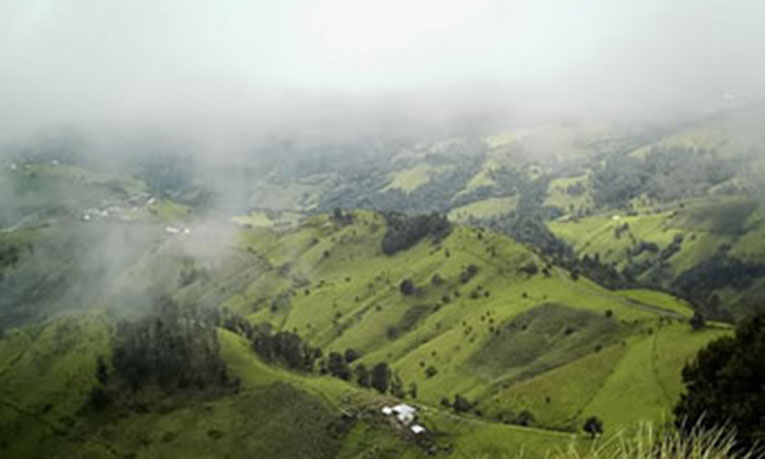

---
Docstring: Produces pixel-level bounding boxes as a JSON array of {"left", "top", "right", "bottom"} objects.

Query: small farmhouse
[{"left": 392, "top": 403, "right": 416, "bottom": 425}]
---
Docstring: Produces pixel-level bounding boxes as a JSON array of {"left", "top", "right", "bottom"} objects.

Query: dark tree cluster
[
  {"left": 386, "top": 305, "right": 432, "bottom": 339},
  {"left": 219, "top": 312, "right": 413, "bottom": 400},
  {"left": 591, "top": 146, "right": 743, "bottom": 209},
  {"left": 315, "top": 141, "right": 485, "bottom": 215},
  {"left": 628, "top": 240, "right": 659, "bottom": 257},
  {"left": 486, "top": 214, "right": 574, "bottom": 262},
  {"left": 111, "top": 298, "right": 231, "bottom": 393},
  {"left": 452, "top": 394, "right": 475, "bottom": 413},
  {"left": 567, "top": 253, "right": 632, "bottom": 290},
  {"left": 331, "top": 208, "right": 354, "bottom": 226},
  {"left": 583, "top": 416, "right": 604, "bottom": 439},
  {"left": 672, "top": 255, "right": 765, "bottom": 319},
  {"left": 518, "top": 262, "right": 539, "bottom": 276},
  {"left": 459, "top": 264, "right": 479, "bottom": 283},
  {"left": 400, "top": 278, "right": 416, "bottom": 295},
  {"left": 381, "top": 212, "right": 452, "bottom": 256},
  {"left": 253, "top": 328, "right": 323, "bottom": 372},
  {"left": 674, "top": 312, "right": 765, "bottom": 449},
  {"left": 0, "top": 243, "right": 21, "bottom": 270}
]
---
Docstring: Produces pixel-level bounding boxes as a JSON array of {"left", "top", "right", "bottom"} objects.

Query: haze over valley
[{"left": 1, "top": 1, "right": 764, "bottom": 458}]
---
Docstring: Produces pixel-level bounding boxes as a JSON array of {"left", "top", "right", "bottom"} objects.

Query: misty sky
[{"left": 1, "top": 0, "right": 764, "bottom": 136}]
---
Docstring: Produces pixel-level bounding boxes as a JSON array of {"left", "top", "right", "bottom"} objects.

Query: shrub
[
  {"left": 583, "top": 416, "right": 604, "bottom": 439},
  {"left": 400, "top": 278, "right": 415, "bottom": 295}
]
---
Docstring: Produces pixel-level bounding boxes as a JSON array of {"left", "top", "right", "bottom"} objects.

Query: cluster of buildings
[{"left": 381, "top": 403, "right": 427, "bottom": 436}]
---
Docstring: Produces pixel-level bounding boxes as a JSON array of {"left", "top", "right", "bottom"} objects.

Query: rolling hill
[
  {"left": 0, "top": 159, "right": 730, "bottom": 457},
  {"left": 3, "top": 108, "right": 760, "bottom": 458}
]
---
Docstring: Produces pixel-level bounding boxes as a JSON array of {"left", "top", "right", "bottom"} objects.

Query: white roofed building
[
  {"left": 410, "top": 424, "right": 426, "bottom": 435},
  {"left": 391, "top": 403, "right": 417, "bottom": 425}
]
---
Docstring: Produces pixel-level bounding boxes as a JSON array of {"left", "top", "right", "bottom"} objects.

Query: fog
[
  {"left": 2, "top": 0, "right": 765, "bottom": 330},
  {"left": 2, "top": 0, "right": 764, "bottom": 144}
]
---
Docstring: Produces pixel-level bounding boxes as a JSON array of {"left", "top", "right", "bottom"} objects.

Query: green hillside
[
  {"left": 0, "top": 194, "right": 729, "bottom": 457},
  {"left": 1, "top": 116, "right": 756, "bottom": 458},
  {"left": 547, "top": 196, "right": 765, "bottom": 318}
]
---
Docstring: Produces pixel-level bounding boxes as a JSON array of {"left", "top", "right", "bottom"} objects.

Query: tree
[
  {"left": 399, "top": 279, "right": 415, "bottom": 295},
  {"left": 327, "top": 352, "right": 350, "bottom": 380},
  {"left": 355, "top": 364, "right": 370, "bottom": 388},
  {"left": 371, "top": 362, "right": 391, "bottom": 394},
  {"left": 583, "top": 416, "right": 604, "bottom": 439},
  {"left": 516, "top": 410, "right": 534, "bottom": 427},
  {"left": 95, "top": 355, "right": 109, "bottom": 385},
  {"left": 344, "top": 348, "right": 360, "bottom": 364},
  {"left": 453, "top": 394, "right": 473, "bottom": 413},
  {"left": 425, "top": 365, "right": 438, "bottom": 378},
  {"left": 390, "top": 372, "right": 406, "bottom": 398},
  {"left": 408, "top": 382, "right": 418, "bottom": 399},
  {"left": 689, "top": 311, "right": 706, "bottom": 331},
  {"left": 674, "top": 312, "right": 765, "bottom": 448},
  {"left": 519, "top": 262, "right": 538, "bottom": 276}
]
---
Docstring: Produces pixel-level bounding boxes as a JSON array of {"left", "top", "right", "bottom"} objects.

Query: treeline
[
  {"left": 219, "top": 312, "right": 415, "bottom": 399},
  {"left": 381, "top": 212, "right": 452, "bottom": 255}
]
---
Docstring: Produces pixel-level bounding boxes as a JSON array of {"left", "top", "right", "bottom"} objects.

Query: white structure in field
[
  {"left": 410, "top": 424, "right": 426, "bottom": 435},
  {"left": 392, "top": 404, "right": 416, "bottom": 425},
  {"left": 380, "top": 404, "right": 428, "bottom": 435}
]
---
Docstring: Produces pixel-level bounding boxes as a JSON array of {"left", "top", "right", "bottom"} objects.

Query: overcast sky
[{"left": 1, "top": 0, "right": 763, "bottom": 138}]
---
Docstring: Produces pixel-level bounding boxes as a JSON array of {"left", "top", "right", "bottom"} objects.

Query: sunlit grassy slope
[
  {"left": 547, "top": 195, "right": 765, "bottom": 309},
  {"left": 448, "top": 196, "right": 518, "bottom": 222},
  {"left": 383, "top": 163, "right": 455, "bottom": 193},
  {"left": 228, "top": 210, "right": 725, "bottom": 435},
  {"left": 0, "top": 201, "right": 728, "bottom": 457}
]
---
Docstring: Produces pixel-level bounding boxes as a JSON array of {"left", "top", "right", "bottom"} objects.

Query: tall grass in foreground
[{"left": 551, "top": 422, "right": 759, "bottom": 459}]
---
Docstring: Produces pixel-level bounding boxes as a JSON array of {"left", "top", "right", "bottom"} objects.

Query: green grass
[
  {"left": 0, "top": 313, "right": 112, "bottom": 458},
  {"left": 448, "top": 196, "right": 518, "bottom": 222},
  {"left": 667, "top": 197, "right": 759, "bottom": 235},
  {"left": 544, "top": 174, "right": 593, "bottom": 214},
  {"left": 579, "top": 322, "right": 727, "bottom": 432},
  {"left": 613, "top": 290, "right": 694, "bottom": 317},
  {"left": 548, "top": 196, "right": 765, "bottom": 286},
  {"left": 231, "top": 210, "right": 303, "bottom": 228},
  {"left": 0, "top": 202, "right": 732, "bottom": 457},
  {"left": 222, "top": 212, "right": 724, "bottom": 439},
  {"left": 384, "top": 163, "right": 454, "bottom": 193},
  {"left": 468, "top": 303, "right": 624, "bottom": 380}
]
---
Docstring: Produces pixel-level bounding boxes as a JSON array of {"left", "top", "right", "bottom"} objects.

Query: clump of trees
[
  {"left": 220, "top": 311, "right": 418, "bottom": 401},
  {"left": 459, "top": 264, "right": 479, "bottom": 283},
  {"left": 400, "top": 278, "right": 416, "bottom": 295},
  {"left": 673, "top": 255, "right": 765, "bottom": 320},
  {"left": 0, "top": 243, "right": 21, "bottom": 270},
  {"left": 452, "top": 394, "right": 475, "bottom": 413},
  {"left": 381, "top": 212, "right": 451, "bottom": 255},
  {"left": 252, "top": 326, "right": 323, "bottom": 373},
  {"left": 331, "top": 208, "right": 354, "bottom": 226},
  {"left": 110, "top": 297, "right": 232, "bottom": 394},
  {"left": 583, "top": 416, "right": 604, "bottom": 439},
  {"left": 674, "top": 311, "right": 765, "bottom": 449}
]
